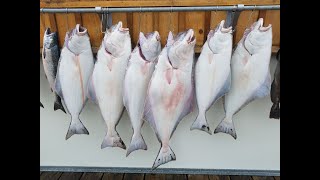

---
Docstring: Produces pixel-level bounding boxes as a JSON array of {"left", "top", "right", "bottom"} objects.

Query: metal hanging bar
[
  {"left": 225, "top": 4, "right": 244, "bottom": 28},
  {"left": 40, "top": 5, "right": 280, "bottom": 13}
]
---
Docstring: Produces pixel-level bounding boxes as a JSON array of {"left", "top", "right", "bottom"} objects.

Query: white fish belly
[
  {"left": 59, "top": 49, "right": 88, "bottom": 116},
  {"left": 93, "top": 52, "right": 128, "bottom": 131},
  {"left": 195, "top": 53, "right": 230, "bottom": 112},
  {"left": 225, "top": 47, "right": 270, "bottom": 117},
  {"left": 124, "top": 61, "right": 155, "bottom": 131},
  {"left": 148, "top": 69, "right": 192, "bottom": 143}
]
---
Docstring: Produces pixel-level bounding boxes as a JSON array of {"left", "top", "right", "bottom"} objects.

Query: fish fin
[
  {"left": 54, "top": 94, "right": 66, "bottom": 113},
  {"left": 87, "top": 75, "right": 98, "bottom": 104},
  {"left": 65, "top": 117, "right": 89, "bottom": 140},
  {"left": 143, "top": 96, "right": 160, "bottom": 141},
  {"left": 190, "top": 112, "right": 212, "bottom": 135},
  {"left": 101, "top": 131, "right": 126, "bottom": 150},
  {"left": 269, "top": 103, "right": 280, "bottom": 119},
  {"left": 126, "top": 133, "right": 147, "bottom": 157},
  {"left": 40, "top": 102, "right": 44, "bottom": 108},
  {"left": 214, "top": 117, "right": 237, "bottom": 139},
  {"left": 152, "top": 145, "right": 176, "bottom": 169},
  {"left": 54, "top": 67, "right": 63, "bottom": 100},
  {"left": 254, "top": 73, "right": 271, "bottom": 99}
]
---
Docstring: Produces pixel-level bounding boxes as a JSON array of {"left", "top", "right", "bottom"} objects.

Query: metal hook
[
  {"left": 246, "top": 5, "right": 256, "bottom": 29},
  {"left": 65, "top": 8, "right": 69, "bottom": 31},
  {"left": 101, "top": 7, "right": 109, "bottom": 33},
  {"left": 101, "top": 9, "right": 106, "bottom": 34}
]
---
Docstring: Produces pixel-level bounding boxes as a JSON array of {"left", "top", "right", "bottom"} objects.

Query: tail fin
[
  {"left": 53, "top": 94, "right": 66, "bottom": 113},
  {"left": 101, "top": 130, "right": 126, "bottom": 150},
  {"left": 269, "top": 103, "right": 280, "bottom": 119},
  {"left": 40, "top": 102, "right": 44, "bottom": 108},
  {"left": 65, "top": 117, "right": 89, "bottom": 140},
  {"left": 214, "top": 117, "right": 237, "bottom": 139},
  {"left": 126, "top": 133, "right": 147, "bottom": 157},
  {"left": 152, "top": 145, "right": 176, "bottom": 169},
  {"left": 190, "top": 112, "right": 212, "bottom": 135}
]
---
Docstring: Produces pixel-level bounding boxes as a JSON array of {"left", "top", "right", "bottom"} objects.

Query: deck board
[
  {"left": 80, "top": 172, "right": 104, "bottom": 180},
  {"left": 40, "top": 172, "right": 280, "bottom": 180},
  {"left": 58, "top": 172, "right": 83, "bottom": 180},
  {"left": 40, "top": 172, "right": 63, "bottom": 180},
  {"left": 208, "top": 175, "right": 231, "bottom": 180},
  {"left": 101, "top": 173, "right": 124, "bottom": 180}
]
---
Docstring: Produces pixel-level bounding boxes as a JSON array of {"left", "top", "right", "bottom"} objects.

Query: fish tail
[
  {"left": 53, "top": 94, "right": 66, "bottom": 113},
  {"left": 40, "top": 102, "right": 44, "bottom": 108},
  {"left": 101, "top": 130, "right": 126, "bottom": 150},
  {"left": 190, "top": 112, "right": 212, "bottom": 135},
  {"left": 126, "top": 133, "right": 147, "bottom": 157},
  {"left": 65, "top": 117, "right": 89, "bottom": 140},
  {"left": 269, "top": 103, "right": 280, "bottom": 119},
  {"left": 214, "top": 117, "right": 237, "bottom": 139},
  {"left": 152, "top": 145, "right": 176, "bottom": 169}
]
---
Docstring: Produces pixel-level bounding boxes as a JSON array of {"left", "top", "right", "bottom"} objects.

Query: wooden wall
[{"left": 40, "top": 0, "right": 280, "bottom": 53}]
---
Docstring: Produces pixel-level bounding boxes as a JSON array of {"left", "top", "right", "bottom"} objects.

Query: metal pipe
[{"left": 40, "top": 5, "right": 280, "bottom": 13}]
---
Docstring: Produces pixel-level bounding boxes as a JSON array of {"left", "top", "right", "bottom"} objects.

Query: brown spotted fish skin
[{"left": 55, "top": 24, "right": 94, "bottom": 140}]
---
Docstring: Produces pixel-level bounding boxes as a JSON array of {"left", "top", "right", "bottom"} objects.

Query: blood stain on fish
[
  {"left": 165, "top": 68, "right": 173, "bottom": 84},
  {"left": 141, "top": 61, "right": 149, "bottom": 75},
  {"left": 75, "top": 55, "right": 85, "bottom": 105},
  {"left": 165, "top": 81, "right": 185, "bottom": 112}
]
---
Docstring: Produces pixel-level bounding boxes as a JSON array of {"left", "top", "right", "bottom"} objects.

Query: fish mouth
[
  {"left": 45, "top": 28, "right": 51, "bottom": 35},
  {"left": 255, "top": 18, "right": 272, "bottom": 32},
  {"left": 76, "top": 24, "right": 87, "bottom": 36},
  {"left": 154, "top": 31, "right": 161, "bottom": 41},
  {"left": 117, "top": 21, "right": 129, "bottom": 32},
  {"left": 156, "top": 34, "right": 160, "bottom": 41},
  {"left": 219, "top": 20, "right": 233, "bottom": 33},
  {"left": 186, "top": 29, "right": 196, "bottom": 44}
]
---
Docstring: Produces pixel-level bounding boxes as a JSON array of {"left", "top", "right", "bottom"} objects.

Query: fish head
[
  {"left": 243, "top": 18, "right": 272, "bottom": 55},
  {"left": 207, "top": 20, "right": 233, "bottom": 53},
  {"left": 103, "top": 21, "right": 130, "bottom": 56},
  {"left": 44, "top": 28, "right": 58, "bottom": 49},
  {"left": 167, "top": 29, "right": 196, "bottom": 68},
  {"left": 139, "top": 31, "right": 161, "bottom": 62},
  {"left": 65, "top": 24, "right": 90, "bottom": 51}
]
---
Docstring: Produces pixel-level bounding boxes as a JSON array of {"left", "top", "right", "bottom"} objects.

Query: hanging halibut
[
  {"left": 191, "top": 20, "right": 233, "bottom": 134},
  {"left": 123, "top": 31, "right": 161, "bottom": 156},
  {"left": 270, "top": 49, "right": 280, "bottom": 119},
  {"left": 214, "top": 18, "right": 272, "bottom": 139},
  {"left": 55, "top": 24, "right": 94, "bottom": 140},
  {"left": 42, "top": 28, "right": 66, "bottom": 113},
  {"left": 144, "top": 30, "right": 196, "bottom": 169},
  {"left": 87, "top": 21, "right": 131, "bottom": 149}
]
